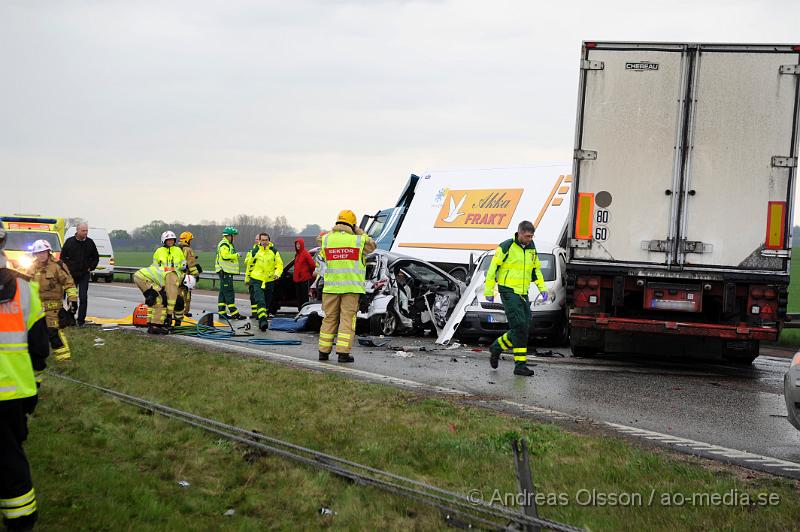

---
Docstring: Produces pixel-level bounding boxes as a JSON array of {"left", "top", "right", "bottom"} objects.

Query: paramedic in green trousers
[{"left": 484, "top": 220, "right": 553, "bottom": 376}]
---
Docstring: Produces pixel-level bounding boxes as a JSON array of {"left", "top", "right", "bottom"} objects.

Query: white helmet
[
  {"left": 30, "top": 239, "right": 52, "bottom": 253},
  {"left": 183, "top": 274, "right": 197, "bottom": 290},
  {"left": 161, "top": 231, "right": 177, "bottom": 245}
]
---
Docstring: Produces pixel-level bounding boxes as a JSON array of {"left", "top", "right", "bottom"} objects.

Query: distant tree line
[{"left": 106, "top": 215, "right": 323, "bottom": 252}]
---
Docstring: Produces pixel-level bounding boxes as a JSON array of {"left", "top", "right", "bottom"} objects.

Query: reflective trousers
[
  {"left": 0, "top": 398, "right": 38, "bottom": 531},
  {"left": 490, "top": 286, "right": 530, "bottom": 365},
  {"left": 318, "top": 293, "right": 359, "bottom": 355}
]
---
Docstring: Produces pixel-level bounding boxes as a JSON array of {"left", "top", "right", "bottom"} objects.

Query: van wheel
[
  {"left": 448, "top": 267, "right": 468, "bottom": 283},
  {"left": 370, "top": 311, "right": 398, "bottom": 336},
  {"left": 104, "top": 275, "right": 113, "bottom": 283}
]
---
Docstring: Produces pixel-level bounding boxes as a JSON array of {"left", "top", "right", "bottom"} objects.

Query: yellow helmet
[
  {"left": 179, "top": 231, "right": 194, "bottom": 244},
  {"left": 336, "top": 209, "right": 357, "bottom": 227}
]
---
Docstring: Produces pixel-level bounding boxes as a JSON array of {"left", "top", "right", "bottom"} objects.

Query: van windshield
[
  {"left": 365, "top": 212, "right": 389, "bottom": 240},
  {"left": 480, "top": 252, "right": 556, "bottom": 282},
  {"left": 5, "top": 231, "right": 62, "bottom": 252}
]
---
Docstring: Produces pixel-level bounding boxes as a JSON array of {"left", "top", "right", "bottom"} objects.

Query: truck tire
[
  {"left": 554, "top": 319, "right": 570, "bottom": 347},
  {"left": 370, "top": 311, "right": 399, "bottom": 336},
  {"left": 104, "top": 275, "right": 113, "bottom": 283},
  {"left": 722, "top": 340, "right": 759, "bottom": 365},
  {"left": 569, "top": 326, "right": 602, "bottom": 357}
]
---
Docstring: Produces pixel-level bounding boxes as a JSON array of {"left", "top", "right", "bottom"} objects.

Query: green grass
[{"left": 26, "top": 328, "right": 800, "bottom": 530}]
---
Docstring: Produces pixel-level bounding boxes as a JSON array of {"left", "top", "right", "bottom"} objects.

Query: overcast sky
[{"left": 1, "top": 0, "right": 798, "bottom": 232}]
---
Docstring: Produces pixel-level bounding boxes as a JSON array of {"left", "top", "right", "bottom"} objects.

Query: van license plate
[{"left": 487, "top": 314, "right": 506, "bottom": 324}]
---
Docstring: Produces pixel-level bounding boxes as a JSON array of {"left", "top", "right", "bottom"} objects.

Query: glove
[
  {"left": 69, "top": 301, "right": 78, "bottom": 313},
  {"left": 485, "top": 295, "right": 494, "bottom": 302},
  {"left": 541, "top": 291, "right": 549, "bottom": 302}
]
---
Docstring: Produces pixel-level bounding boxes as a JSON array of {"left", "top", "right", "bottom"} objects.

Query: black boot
[
  {"left": 338, "top": 353, "right": 355, "bottom": 363},
  {"left": 513, "top": 364, "right": 534, "bottom": 377},
  {"left": 319, "top": 351, "right": 330, "bottom": 361},
  {"left": 259, "top": 319, "right": 269, "bottom": 332},
  {"left": 489, "top": 342, "right": 501, "bottom": 369}
]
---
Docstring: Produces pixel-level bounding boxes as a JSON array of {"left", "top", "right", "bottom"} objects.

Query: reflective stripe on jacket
[
  {"left": 321, "top": 231, "right": 366, "bottom": 294},
  {"left": 134, "top": 265, "right": 166, "bottom": 288},
  {"left": 0, "top": 279, "right": 43, "bottom": 401}
]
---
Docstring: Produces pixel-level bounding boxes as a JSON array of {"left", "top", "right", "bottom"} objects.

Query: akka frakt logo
[{"left": 434, "top": 189, "right": 523, "bottom": 228}]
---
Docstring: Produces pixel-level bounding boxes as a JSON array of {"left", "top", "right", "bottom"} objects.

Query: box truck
[
  {"left": 373, "top": 164, "right": 573, "bottom": 281},
  {"left": 566, "top": 41, "right": 800, "bottom": 363}
]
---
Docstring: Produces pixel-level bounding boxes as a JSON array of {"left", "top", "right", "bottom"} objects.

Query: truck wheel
[
  {"left": 722, "top": 340, "right": 759, "bottom": 365},
  {"left": 104, "top": 275, "right": 113, "bottom": 283},
  {"left": 570, "top": 344, "right": 598, "bottom": 358},
  {"left": 554, "top": 320, "right": 570, "bottom": 347},
  {"left": 370, "top": 311, "right": 398, "bottom": 336}
]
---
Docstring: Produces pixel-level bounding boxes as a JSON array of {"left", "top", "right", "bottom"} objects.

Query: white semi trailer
[{"left": 566, "top": 41, "right": 800, "bottom": 363}]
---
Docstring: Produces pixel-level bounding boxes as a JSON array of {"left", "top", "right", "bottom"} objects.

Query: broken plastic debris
[
  {"left": 93, "top": 338, "right": 105, "bottom": 347},
  {"left": 357, "top": 336, "right": 391, "bottom": 348},
  {"left": 178, "top": 480, "right": 190, "bottom": 488},
  {"left": 445, "top": 342, "right": 461, "bottom": 350},
  {"left": 319, "top": 507, "right": 336, "bottom": 516},
  {"left": 393, "top": 350, "right": 414, "bottom": 358},
  {"left": 223, "top": 509, "right": 236, "bottom": 517}
]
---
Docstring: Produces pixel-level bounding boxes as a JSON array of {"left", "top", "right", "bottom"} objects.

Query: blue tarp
[{"left": 268, "top": 316, "right": 309, "bottom": 332}]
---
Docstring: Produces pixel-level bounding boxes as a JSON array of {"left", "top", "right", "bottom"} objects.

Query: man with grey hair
[
  {"left": 483, "top": 220, "right": 553, "bottom": 376},
  {"left": 60, "top": 222, "right": 99, "bottom": 326}
]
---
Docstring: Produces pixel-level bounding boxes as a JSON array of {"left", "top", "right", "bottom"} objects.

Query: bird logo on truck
[{"left": 434, "top": 188, "right": 523, "bottom": 228}]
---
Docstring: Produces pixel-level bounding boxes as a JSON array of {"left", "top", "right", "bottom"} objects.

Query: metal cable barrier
[{"left": 50, "top": 372, "right": 583, "bottom": 532}]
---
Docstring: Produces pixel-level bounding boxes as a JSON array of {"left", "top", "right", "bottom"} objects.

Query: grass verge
[{"left": 27, "top": 328, "right": 800, "bottom": 530}]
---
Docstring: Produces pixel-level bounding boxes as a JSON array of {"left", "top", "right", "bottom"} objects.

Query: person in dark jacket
[
  {"left": 59, "top": 223, "right": 99, "bottom": 326},
  {"left": 293, "top": 238, "right": 315, "bottom": 308},
  {"left": 0, "top": 228, "right": 50, "bottom": 531}
]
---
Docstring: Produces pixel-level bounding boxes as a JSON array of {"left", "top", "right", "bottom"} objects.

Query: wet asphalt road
[{"left": 84, "top": 283, "right": 800, "bottom": 477}]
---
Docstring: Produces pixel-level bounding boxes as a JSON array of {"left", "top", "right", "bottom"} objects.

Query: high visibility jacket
[
  {"left": 484, "top": 237, "right": 547, "bottom": 297},
  {"left": 0, "top": 278, "right": 43, "bottom": 401},
  {"left": 215, "top": 238, "right": 239, "bottom": 274},
  {"left": 134, "top": 265, "right": 167, "bottom": 289},
  {"left": 177, "top": 243, "right": 201, "bottom": 277},
  {"left": 153, "top": 246, "right": 186, "bottom": 273},
  {"left": 248, "top": 243, "right": 283, "bottom": 284},
  {"left": 243, "top": 245, "right": 258, "bottom": 280},
  {"left": 26, "top": 258, "right": 78, "bottom": 305},
  {"left": 321, "top": 231, "right": 367, "bottom": 294}
]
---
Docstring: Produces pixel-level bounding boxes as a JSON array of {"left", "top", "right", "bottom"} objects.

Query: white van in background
[{"left": 65, "top": 227, "right": 115, "bottom": 282}]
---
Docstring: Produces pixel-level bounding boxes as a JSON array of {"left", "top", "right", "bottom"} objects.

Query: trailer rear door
[
  {"left": 677, "top": 48, "right": 799, "bottom": 273},
  {"left": 572, "top": 45, "right": 688, "bottom": 266}
]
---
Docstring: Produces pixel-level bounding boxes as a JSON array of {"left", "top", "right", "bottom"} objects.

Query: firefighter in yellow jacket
[
  {"left": 152, "top": 231, "right": 186, "bottom": 328},
  {"left": 25, "top": 239, "right": 77, "bottom": 362},
  {"left": 316, "top": 210, "right": 376, "bottom": 363},
  {"left": 1, "top": 228, "right": 50, "bottom": 531},
  {"left": 175, "top": 231, "right": 201, "bottom": 324},
  {"left": 246, "top": 233, "right": 283, "bottom": 331}
]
